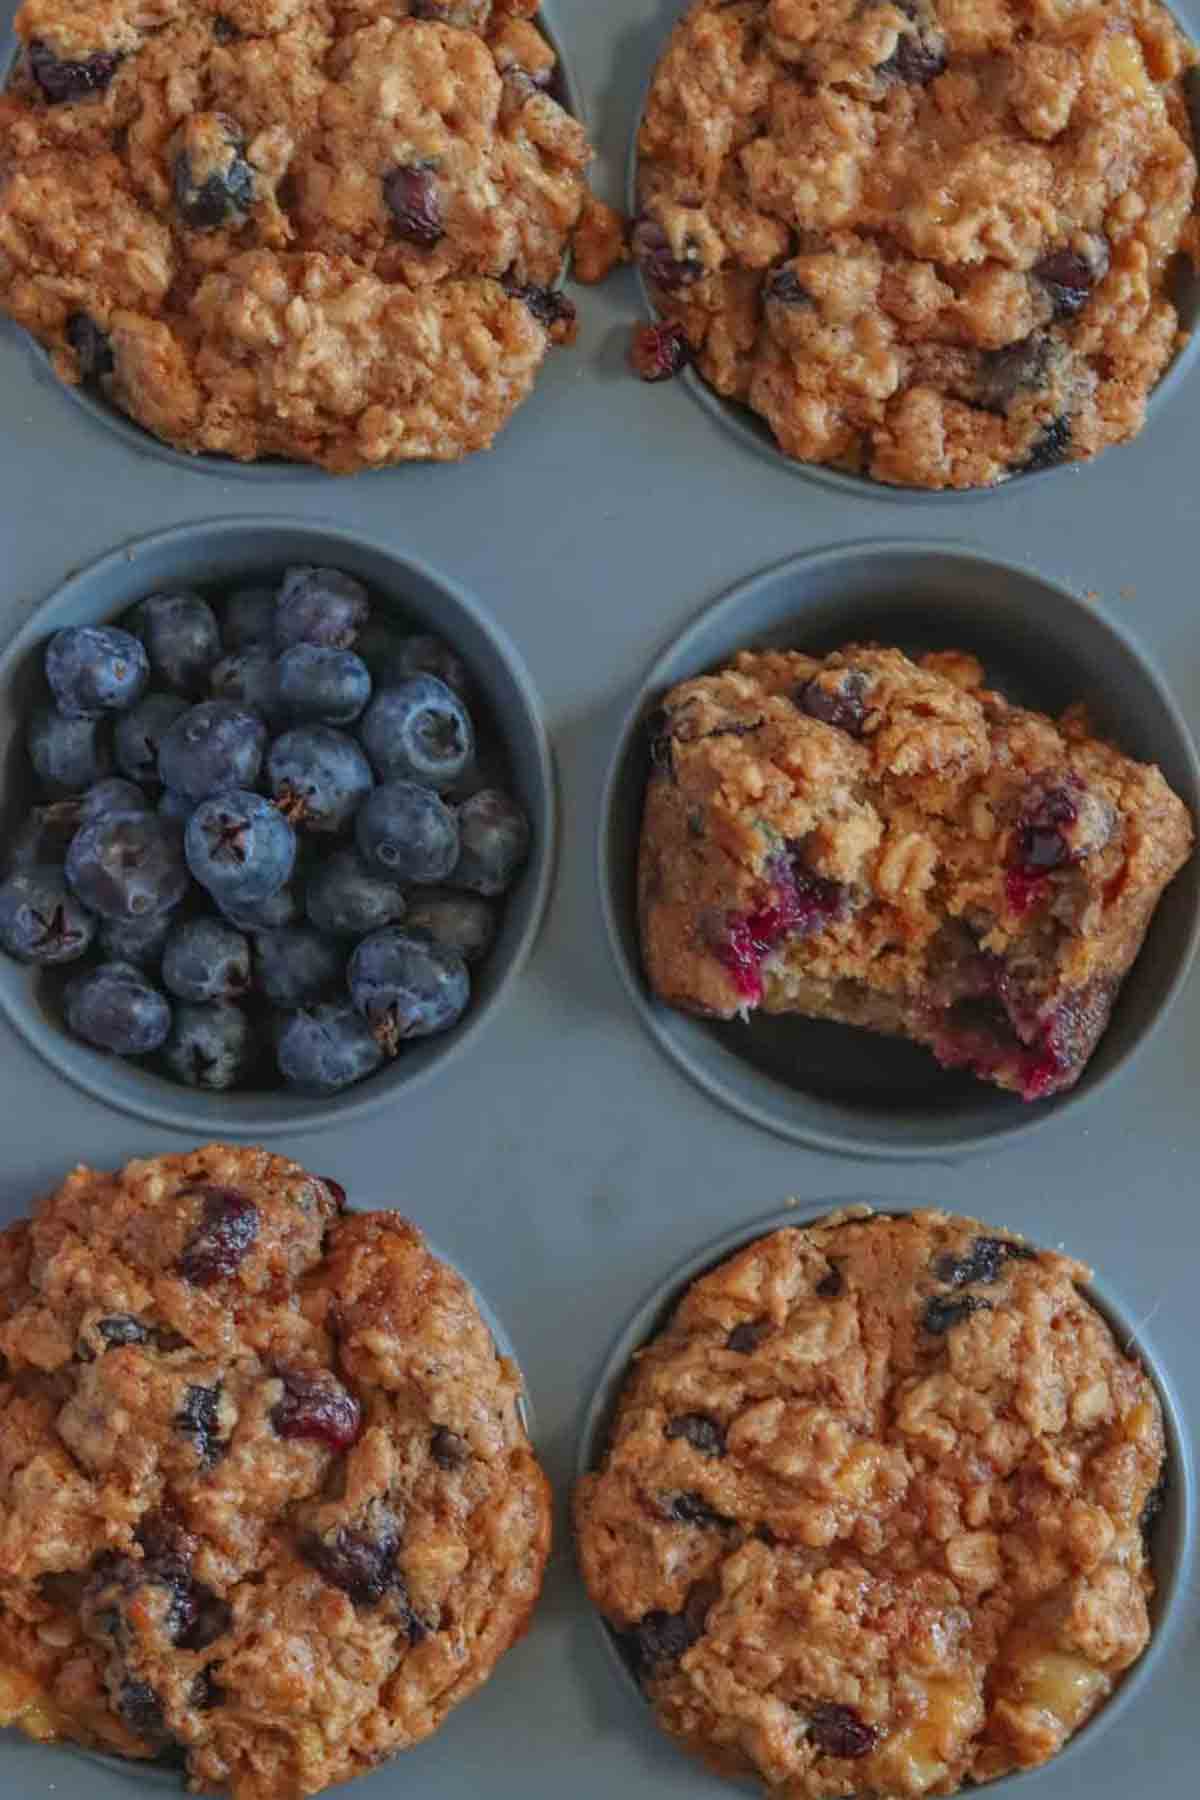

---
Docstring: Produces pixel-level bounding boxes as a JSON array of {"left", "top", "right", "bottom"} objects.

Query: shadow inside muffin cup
[
  {"left": 1, "top": 5, "right": 585, "bottom": 479},
  {"left": 573, "top": 1202, "right": 1197, "bottom": 1788},
  {"left": 626, "top": 57, "right": 1200, "bottom": 501},
  {"left": 0, "top": 517, "right": 557, "bottom": 1135},
  {"left": 599, "top": 541, "right": 1200, "bottom": 1159}
]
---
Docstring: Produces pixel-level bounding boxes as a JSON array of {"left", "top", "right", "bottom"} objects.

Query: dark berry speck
[
  {"left": 178, "top": 1188, "right": 259, "bottom": 1286},
  {"left": 934, "top": 1236, "right": 1034, "bottom": 1287},
  {"left": 383, "top": 163, "right": 443, "bottom": 246},
  {"left": 66, "top": 311, "right": 114, "bottom": 381},
  {"left": 806, "top": 1702, "right": 879, "bottom": 1758},
  {"left": 271, "top": 1367, "right": 361, "bottom": 1450},
  {"left": 922, "top": 1294, "right": 991, "bottom": 1335},
  {"left": 665, "top": 1413, "right": 726, "bottom": 1457},
  {"left": 175, "top": 1381, "right": 225, "bottom": 1467},
  {"left": 29, "top": 39, "right": 121, "bottom": 104},
  {"left": 726, "top": 1321, "right": 765, "bottom": 1353},
  {"left": 630, "top": 320, "right": 691, "bottom": 382},
  {"left": 431, "top": 1426, "right": 468, "bottom": 1469}
]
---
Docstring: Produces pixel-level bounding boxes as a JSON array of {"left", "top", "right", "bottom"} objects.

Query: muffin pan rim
[{"left": 0, "top": 513, "right": 559, "bottom": 1134}]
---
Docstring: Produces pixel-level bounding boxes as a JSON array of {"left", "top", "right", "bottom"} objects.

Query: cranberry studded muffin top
[
  {"left": 0, "top": 1146, "right": 551, "bottom": 1800},
  {"left": 0, "top": 0, "right": 599, "bottom": 469},
  {"left": 635, "top": 0, "right": 1200, "bottom": 487},
  {"left": 639, "top": 645, "right": 1193, "bottom": 1099},
  {"left": 575, "top": 1210, "right": 1167, "bottom": 1797}
]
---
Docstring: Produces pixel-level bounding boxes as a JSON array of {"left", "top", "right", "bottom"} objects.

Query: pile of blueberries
[{"left": 0, "top": 567, "right": 529, "bottom": 1096}]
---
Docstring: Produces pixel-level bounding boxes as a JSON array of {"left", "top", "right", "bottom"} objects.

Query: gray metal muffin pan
[{"left": 1, "top": 0, "right": 1200, "bottom": 1796}]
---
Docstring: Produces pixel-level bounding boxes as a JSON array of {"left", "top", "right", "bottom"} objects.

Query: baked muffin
[
  {"left": 0, "top": 1146, "right": 551, "bottom": 1799},
  {"left": 638, "top": 644, "right": 1193, "bottom": 1099},
  {"left": 0, "top": 0, "right": 596, "bottom": 469},
  {"left": 576, "top": 1209, "right": 1168, "bottom": 1797},
  {"left": 635, "top": 0, "right": 1200, "bottom": 487}
]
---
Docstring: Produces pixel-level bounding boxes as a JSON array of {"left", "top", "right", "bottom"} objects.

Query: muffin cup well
[
  {"left": 599, "top": 540, "right": 1200, "bottom": 1158},
  {"left": 574, "top": 1202, "right": 1196, "bottom": 1788},
  {"left": 0, "top": 517, "right": 557, "bottom": 1134}
]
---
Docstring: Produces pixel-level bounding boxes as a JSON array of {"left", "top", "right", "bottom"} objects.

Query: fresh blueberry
[
  {"left": 266, "top": 727, "right": 373, "bottom": 835},
  {"left": 380, "top": 634, "right": 470, "bottom": 698},
  {"left": 355, "top": 781, "right": 459, "bottom": 884},
  {"left": 172, "top": 113, "right": 255, "bottom": 229},
  {"left": 7, "top": 802, "right": 87, "bottom": 871},
  {"left": 162, "top": 999, "right": 259, "bottom": 1089},
  {"left": 185, "top": 790, "right": 296, "bottom": 907},
  {"left": 0, "top": 868, "right": 95, "bottom": 964},
  {"left": 65, "top": 311, "right": 115, "bottom": 382},
  {"left": 127, "top": 593, "right": 222, "bottom": 695},
  {"left": 99, "top": 910, "right": 172, "bottom": 969},
  {"left": 158, "top": 788, "right": 195, "bottom": 824},
  {"left": 348, "top": 927, "right": 469, "bottom": 1053},
  {"left": 252, "top": 926, "right": 343, "bottom": 1009},
  {"left": 383, "top": 163, "right": 443, "bottom": 246},
  {"left": 66, "top": 813, "right": 189, "bottom": 920},
  {"left": 114, "top": 692, "right": 190, "bottom": 784},
  {"left": 158, "top": 701, "right": 267, "bottom": 801},
  {"left": 275, "top": 568, "right": 369, "bottom": 651},
  {"left": 220, "top": 585, "right": 276, "bottom": 650},
  {"left": 274, "top": 1000, "right": 385, "bottom": 1093},
  {"left": 404, "top": 890, "right": 495, "bottom": 963},
  {"left": 45, "top": 626, "right": 149, "bottom": 718},
  {"left": 358, "top": 676, "right": 473, "bottom": 790},
  {"left": 76, "top": 777, "right": 150, "bottom": 822},
  {"left": 451, "top": 789, "right": 529, "bottom": 895},
  {"left": 162, "top": 917, "right": 250, "bottom": 1003},
  {"left": 209, "top": 646, "right": 283, "bottom": 728},
  {"left": 27, "top": 39, "right": 122, "bottom": 104},
  {"left": 277, "top": 645, "right": 372, "bottom": 726},
  {"left": 218, "top": 875, "right": 304, "bottom": 931},
  {"left": 28, "top": 707, "right": 113, "bottom": 792},
  {"left": 304, "top": 850, "right": 404, "bottom": 938},
  {"left": 64, "top": 961, "right": 171, "bottom": 1055}
]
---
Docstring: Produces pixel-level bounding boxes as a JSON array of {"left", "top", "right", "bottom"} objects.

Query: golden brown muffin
[
  {"left": 576, "top": 1209, "right": 1167, "bottom": 1797},
  {"left": 0, "top": 1146, "right": 551, "bottom": 1799}
]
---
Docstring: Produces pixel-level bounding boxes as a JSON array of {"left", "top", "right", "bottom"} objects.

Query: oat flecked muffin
[
  {"left": 638, "top": 644, "right": 1193, "bottom": 1099},
  {"left": 635, "top": 0, "right": 1200, "bottom": 487},
  {"left": 575, "top": 1210, "right": 1168, "bottom": 1797},
  {"left": 0, "top": 0, "right": 595, "bottom": 469},
  {"left": 0, "top": 1146, "right": 551, "bottom": 1799}
]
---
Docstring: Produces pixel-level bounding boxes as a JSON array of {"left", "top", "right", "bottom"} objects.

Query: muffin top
[
  {"left": 576, "top": 1209, "right": 1165, "bottom": 1796},
  {"left": 635, "top": 0, "right": 1200, "bottom": 487},
  {"left": 0, "top": 0, "right": 593, "bottom": 468},
  {"left": 0, "top": 1145, "right": 551, "bottom": 1800}
]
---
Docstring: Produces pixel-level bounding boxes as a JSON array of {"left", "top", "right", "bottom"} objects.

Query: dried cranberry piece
[
  {"left": 815, "top": 1263, "right": 844, "bottom": 1298},
  {"left": 726, "top": 1321, "right": 765, "bottom": 1353},
  {"left": 178, "top": 1187, "right": 259, "bottom": 1286},
  {"left": 28, "top": 39, "right": 121, "bottom": 104},
  {"left": 500, "top": 275, "right": 577, "bottom": 338},
  {"left": 172, "top": 116, "right": 254, "bottom": 230},
  {"left": 175, "top": 1382, "right": 225, "bottom": 1468},
  {"left": 627, "top": 1586, "right": 712, "bottom": 1674},
  {"left": 796, "top": 670, "right": 868, "bottom": 737},
  {"left": 764, "top": 267, "right": 813, "bottom": 307},
  {"left": 1014, "top": 783, "right": 1080, "bottom": 875},
  {"left": 321, "top": 1176, "right": 347, "bottom": 1209},
  {"left": 976, "top": 332, "right": 1051, "bottom": 414},
  {"left": 922, "top": 1294, "right": 991, "bottom": 1335},
  {"left": 1019, "top": 414, "right": 1072, "bottom": 473},
  {"left": 383, "top": 163, "right": 443, "bottom": 246},
  {"left": 934, "top": 1236, "right": 1034, "bottom": 1287},
  {"left": 271, "top": 1367, "right": 361, "bottom": 1451},
  {"left": 118, "top": 1677, "right": 168, "bottom": 1741},
  {"left": 302, "top": 1522, "right": 401, "bottom": 1606},
  {"left": 664, "top": 1413, "right": 726, "bottom": 1457},
  {"left": 1035, "top": 247, "right": 1105, "bottom": 319},
  {"left": 66, "top": 312, "right": 114, "bottom": 383},
  {"left": 178, "top": 1586, "right": 232, "bottom": 1652},
  {"left": 631, "top": 320, "right": 691, "bottom": 382},
  {"left": 631, "top": 217, "right": 703, "bottom": 290},
  {"left": 806, "top": 1702, "right": 879, "bottom": 1758},
  {"left": 661, "top": 1490, "right": 730, "bottom": 1528},
  {"left": 431, "top": 1426, "right": 468, "bottom": 1470}
]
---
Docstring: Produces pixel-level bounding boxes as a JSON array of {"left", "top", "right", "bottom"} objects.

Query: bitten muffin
[
  {"left": 0, "top": 1146, "right": 551, "bottom": 1799},
  {"left": 634, "top": 0, "right": 1200, "bottom": 488},
  {"left": 575, "top": 1209, "right": 1168, "bottom": 1797},
  {"left": 0, "top": 0, "right": 595, "bottom": 469},
  {"left": 638, "top": 644, "right": 1193, "bottom": 1099}
]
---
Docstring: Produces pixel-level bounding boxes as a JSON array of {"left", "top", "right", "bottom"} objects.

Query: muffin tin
[{"left": 1, "top": 1, "right": 1199, "bottom": 1799}]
